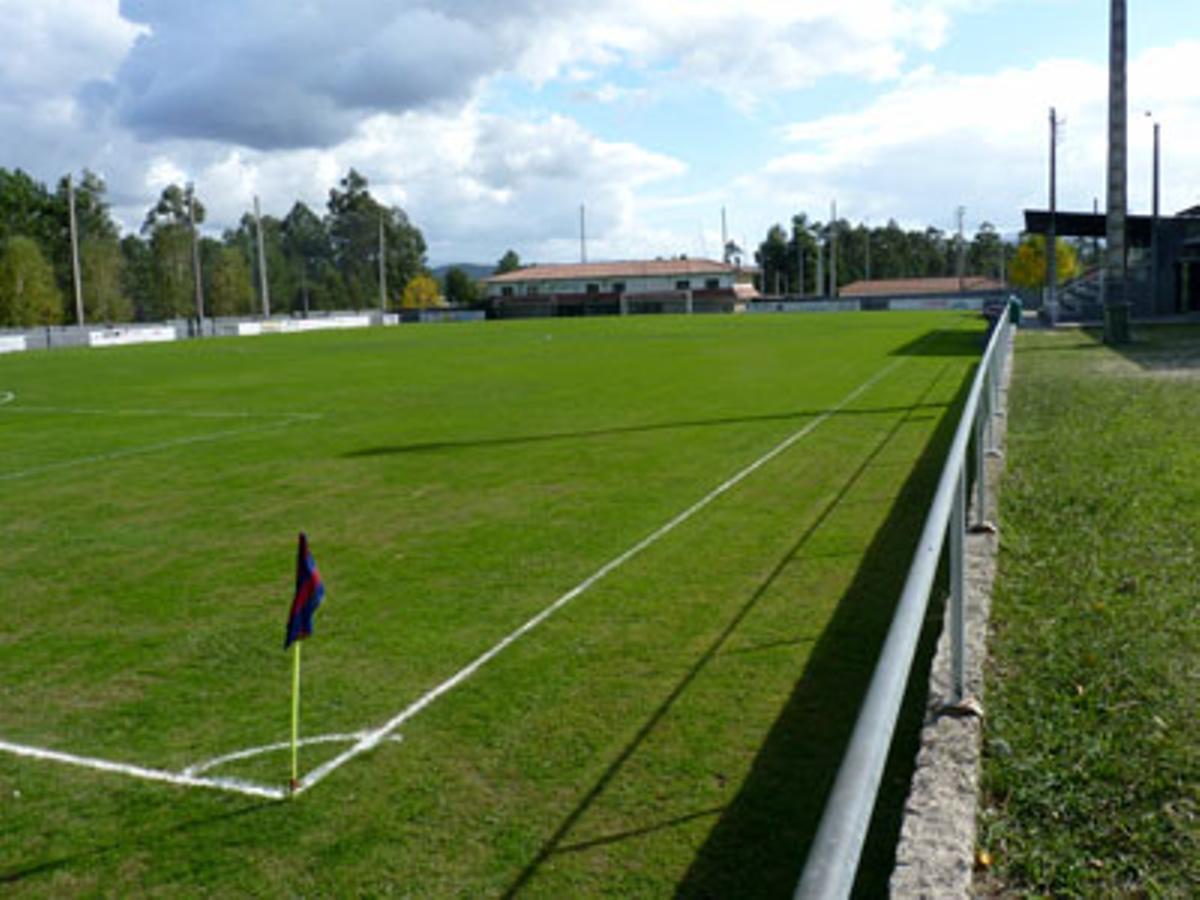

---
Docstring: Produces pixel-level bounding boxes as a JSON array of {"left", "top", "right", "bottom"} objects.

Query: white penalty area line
[{"left": 292, "top": 357, "right": 907, "bottom": 796}]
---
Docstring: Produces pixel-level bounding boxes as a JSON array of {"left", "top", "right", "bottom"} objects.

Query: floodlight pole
[
  {"left": 1151, "top": 119, "right": 1160, "bottom": 312},
  {"left": 1047, "top": 108, "right": 1059, "bottom": 323},
  {"left": 795, "top": 219, "right": 805, "bottom": 297},
  {"left": 1103, "top": 0, "right": 1130, "bottom": 343},
  {"left": 830, "top": 200, "right": 838, "bottom": 298},
  {"left": 378, "top": 214, "right": 387, "bottom": 312},
  {"left": 67, "top": 173, "right": 84, "bottom": 326},
  {"left": 188, "top": 184, "right": 205, "bottom": 331},
  {"left": 254, "top": 195, "right": 270, "bottom": 318}
]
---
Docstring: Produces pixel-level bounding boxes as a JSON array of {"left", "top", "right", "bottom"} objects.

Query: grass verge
[{"left": 980, "top": 325, "right": 1200, "bottom": 897}]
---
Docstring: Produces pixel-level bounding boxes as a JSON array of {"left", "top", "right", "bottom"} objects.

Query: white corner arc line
[
  {"left": 0, "top": 390, "right": 14, "bottom": 406},
  {"left": 182, "top": 732, "right": 404, "bottom": 777},
  {"left": 294, "top": 358, "right": 907, "bottom": 794},
  {"left": 0, "top": 738, "right": 284, "bottom": 800}
]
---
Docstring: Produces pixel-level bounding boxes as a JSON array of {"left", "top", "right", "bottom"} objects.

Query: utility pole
[
  {"left": 830, "top": 200, "right": 838, "bottom": 298},
  {"left": 1103, "top": 0, "right": 1130, "bottom": 342},
  {"left": 795, "top": 219, "right": 805, "bottom": 297},
  {"left": 378, "top": 214, "right": 387, "bottom": 312},
  {"left": 1150, "top": 117, "right": 1160, "bottom": 312},
  {"left": 254, "top": 195, "right": 270, "bottom": 318},
  {"left": 1047, "top": 107, "right": 1059, "bottom": 323},
  {"left": 721, "top": 206, "right": 728, "bottom": 263},
  {"left": 187, "top": 183, "right": 205, "bottom": 330},
  {"left": 956, "top": 205, "right": 966, "bottom": 292},
  {"left": 816, "top": 225, "right": 825, "bottom": 298},
  {"left": 580, "top": 204, "right": 587, "bottom": 264},
  {"left": 66, "top": 173, "right": 84, "bottom": 326},
  {"left": 864, "top": 221, "right": 872, "bottom": 282}
]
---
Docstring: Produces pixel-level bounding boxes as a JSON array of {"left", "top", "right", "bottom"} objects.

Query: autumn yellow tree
[
  {"left": 400, "top": 273, "right": 443, "bottom": 309},
  {"left": 1009, "top": 236, "right": 1081, "bottom": 289}
]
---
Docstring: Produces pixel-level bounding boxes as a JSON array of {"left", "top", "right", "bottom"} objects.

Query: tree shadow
[
  {"left": 502, "top": 362, "right": 969, "bottom": 897},
  {"left": 343, "top": 404, "right": 950, "bottom": 458}
]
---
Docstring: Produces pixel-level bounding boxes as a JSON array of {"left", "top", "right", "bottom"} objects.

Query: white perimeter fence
[
  {"left": 0, "top": 309, "right": 486, "bottom": 355},
  {"left": 794, "top": 304, "right": 1014, "bottom": 899}
]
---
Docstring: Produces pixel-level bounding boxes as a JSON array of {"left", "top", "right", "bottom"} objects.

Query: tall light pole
[
  {"left": 1047, "top": 108, "right": 1059, "bottom": 323},
  {"left": 1103, "top": 0, "right": 1130, "bottom": 343},
  {"left": 1147, "top": 114, "right": 1161, "bottom": 312},
  {"left": 67, "top": 173, "right": 84, "bottom": 326},
  {"left": 254, "top": 195, "right": 270, "bottom": 318},
  {"left": 187, "top": 183, "right": 205, "bottom": 330}
]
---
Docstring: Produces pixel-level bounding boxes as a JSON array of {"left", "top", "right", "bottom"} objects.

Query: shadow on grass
[
  {"left": 889, "top": 326, "right": 988, "bottom": 358},
  {"left": 343, "top": 404, "right": 950, "bottom": 458},
  {"left": 0, "top": 799, "right": 273, "bottom": 885},
  {"left": 1087, "top": 322, "right": 1200, "bottom": 371},
  {"left": 503, "top": 362, "right": 970, "bottom": 898}
]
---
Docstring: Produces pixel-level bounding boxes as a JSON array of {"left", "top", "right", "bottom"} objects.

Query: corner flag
[{"left": 284, "top": 532, "right": 325, "bottom": 650}]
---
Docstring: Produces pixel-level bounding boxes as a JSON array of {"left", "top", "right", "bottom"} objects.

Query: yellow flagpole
[{"left": 290, "top": 640, "right": 301, "bottom": 793}]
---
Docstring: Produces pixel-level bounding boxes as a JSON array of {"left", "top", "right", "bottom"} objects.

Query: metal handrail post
[
  {"left": 950, "top": 465, "right": 966, "bottom": 701},
  {"left": 974, "top": 402, "right": 987, "bottom": 526}
]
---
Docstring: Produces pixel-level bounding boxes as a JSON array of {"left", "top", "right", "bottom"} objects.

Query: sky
[{"left": 1, "top": 0, "right": 1196, "bottom": 266}]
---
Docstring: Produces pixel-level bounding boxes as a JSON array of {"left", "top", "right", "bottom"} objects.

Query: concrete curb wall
[{"left": 889, "top": 339, "right": 1014, "bottom": 898}]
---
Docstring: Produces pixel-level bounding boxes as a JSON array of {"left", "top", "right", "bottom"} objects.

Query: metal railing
[{"left": 794, "top": 305, "right": 1013, "bottom": 899}]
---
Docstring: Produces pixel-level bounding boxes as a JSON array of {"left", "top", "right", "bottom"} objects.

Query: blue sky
[{"left": 0, "top": 1, "right": 1196, "bottom": 266}]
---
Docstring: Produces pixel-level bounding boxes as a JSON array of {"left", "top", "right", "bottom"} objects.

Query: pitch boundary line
[
  {"left": 0, "top": 738, "right": 285, "bottom": 800},
  {"left": 290, "top": 356, "right": 908, "bottom": 794}
]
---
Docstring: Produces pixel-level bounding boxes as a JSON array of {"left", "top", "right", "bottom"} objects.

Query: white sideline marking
[
  {"left": 293, "top": 358, "right": 906, "bottom": 795},
  {"left": 0, "top": 738, "right": 284, "bottom": 801},
  {"left": 0, "top": 420, "right": 298, "bottom": 483}
]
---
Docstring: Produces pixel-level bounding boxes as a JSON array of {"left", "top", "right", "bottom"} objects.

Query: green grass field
[{"left": 1, "top": 312, "right": 983, "bottom": 896}]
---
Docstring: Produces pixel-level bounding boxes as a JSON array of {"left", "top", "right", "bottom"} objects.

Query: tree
[
  {"left": 0, "top": 235, "right": 63, "bottom": 326},
  {"left": 142, "top": 183, "right": 205, "bottom": 319},
  {"left": 326, "top": 169, "right": 426, "bottom": 308},
  {"left": 120, "top": 235, "right": 155, "bottom": 321},
  {"left": 495, "top": 249, "right": 521, "bottom": 274},
  {"left": 207, "top": 245, "right": 256, "bottom": 316},
  {"left": 401, "top": 273, "right": 442, "bottom": 309},
  {"left": 1009, "top": 235, "right": 1081, "bottom": 289},
  {"left": 281, "top": 201, "right": 335, "bottom": 312},
  {"left": 80, "top": 236, "right": 132, "bottom": 322},
  {"left": 443, "top": 266, "right": 479, "bottom": 305}
]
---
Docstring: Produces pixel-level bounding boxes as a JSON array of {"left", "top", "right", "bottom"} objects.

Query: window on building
[
  {"left": 501, "top": 286, "right": 514, "bottom": 297},
  {"left": 612, "top": 282, "right": 626, "bottom": 294},
  {"left": 586, "top": 283, "right": 600, "bottom": 294},
  {"left": 705, "top": 278, "right": 720, "bottom": 290},
  {"left": 675, "top": 280, "right": 690, "bottom": 290},
  {"left": 527, "top": 285, "right": 539, "bottom": 295}
]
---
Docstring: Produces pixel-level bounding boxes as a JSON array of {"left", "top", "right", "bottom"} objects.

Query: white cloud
[{"left": 744, "top": 40, "right": 1200, "bottom": 235}]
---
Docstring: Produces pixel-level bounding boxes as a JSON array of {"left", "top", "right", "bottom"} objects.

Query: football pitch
[{"left": 1, "top": 312, "right": 982, "bottom": 895}]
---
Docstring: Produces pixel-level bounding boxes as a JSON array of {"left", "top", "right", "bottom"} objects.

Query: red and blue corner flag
[{"left": 284, "top": 532, "right": 325, "bottom": 649}]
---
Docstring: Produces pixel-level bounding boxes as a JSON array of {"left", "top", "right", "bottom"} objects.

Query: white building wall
[{"left": 489, "top": 272, "right": 734, "bottom": 297}]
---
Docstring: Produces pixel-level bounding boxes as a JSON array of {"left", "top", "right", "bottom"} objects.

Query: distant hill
[{"left": 430, "top": 263, "right": 494, "bottom": 283}]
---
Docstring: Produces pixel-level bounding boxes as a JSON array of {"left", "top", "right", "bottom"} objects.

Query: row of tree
[
  {"left": 752, "top": 215, "right": 1089, "bottom": 295},
  {"left": 0, "top": 167, "right": 434, "bottom": 327}
]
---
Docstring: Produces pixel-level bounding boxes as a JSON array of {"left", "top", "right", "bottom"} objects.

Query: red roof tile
[
  {"left": 840, "top": 277, "right": 1006, "bottom": 297},
  {"left": 486, "top": 258, "right": 736, "bottom": 283}
]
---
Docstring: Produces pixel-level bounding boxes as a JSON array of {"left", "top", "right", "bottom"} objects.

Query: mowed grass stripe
[{"left": 0, "top": 313, "right": 981, "bottom": 896}]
